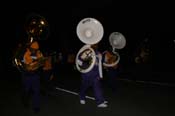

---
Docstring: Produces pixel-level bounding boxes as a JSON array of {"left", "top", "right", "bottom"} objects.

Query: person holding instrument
[
  {"left": 79, "top": 44, "right": 108, "bottom": 108},
  {"left": 21, "top": 40, "right": 44, "bottom": 113}
]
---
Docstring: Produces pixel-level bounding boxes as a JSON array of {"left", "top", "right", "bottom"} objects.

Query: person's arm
[
  {"left": 23, "top": 49, "right": 43, "bottom": 71},
  {"left": 36, "top": 50, "right": 44, "bottom": 58},
  {"left": 97, "top": 53, "right": 103, "bottom": 79}
]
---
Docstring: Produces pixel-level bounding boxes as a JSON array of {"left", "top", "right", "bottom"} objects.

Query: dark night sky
[{"left": 1, "top": 0, "right": 175, "bottom": 82}]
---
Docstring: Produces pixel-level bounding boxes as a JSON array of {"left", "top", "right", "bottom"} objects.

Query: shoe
[
  {"left": 80, "top": 100, "right": 86, "bottom": 104},
  {"left": 104, "top": 101, "right": 108, "bottom": 104},
  {"left": 97, "top": 103, "right": 108, "bottom": 108}
]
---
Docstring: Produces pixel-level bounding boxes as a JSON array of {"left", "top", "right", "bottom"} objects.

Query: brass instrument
[
  {"left": 75, "top": 18, "right": 104, "bottom": 74},
  {"left": 103, "top": 32, "right": 126, "bottom": 67},
  {"left": 13, "top": 13, "right": 49, "bottom": 72},
  {"left": 24, "top": 57, "right": 47, "bottom": 72},
  {"left": 25, "top": 13, "right": 49, "bottom": 41}
]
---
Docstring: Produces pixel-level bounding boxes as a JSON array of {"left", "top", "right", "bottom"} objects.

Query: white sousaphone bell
[
  {"left": 75, "top": 18, "right": 104, "bottom": 73},
  {"left": 103, "top": 32, "right": 126, "bottom": 67}
]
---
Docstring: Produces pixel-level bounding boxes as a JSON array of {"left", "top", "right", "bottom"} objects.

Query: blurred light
[{"left": 40, "top": 20, "right": 45, "bottom": 25}]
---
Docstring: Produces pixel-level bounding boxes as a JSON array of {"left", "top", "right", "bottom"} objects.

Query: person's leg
[
  {"left": 41, "top": 70, "right": 52, "bottom": 96},
  {"left": 46, "top": 70, "right": 54, "bottom": 93},
  {"left": 31, "top": 74, "right": 40, "bottom": 112},
  {"left": 108, "top": 69, "right": 118, "bottom": 92},
  {"left": 79, "top": 77, "right": 90, "bottom": 104},
  {"left": 93, "top": 78, "right": 106, "bottom": 106},
  {"left": 21, "top": 74, "right": 31, "bottom": 108}
]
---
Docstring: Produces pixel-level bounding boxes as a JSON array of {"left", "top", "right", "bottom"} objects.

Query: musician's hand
[
  {"left": 36, "top": 50, "right": 43, "bottom": 58},
  {"left": 30, "top": 61, "right": 38, "bottom": 66},
  {"left": 25, "top": 60, "right": 41, "bottom": 71}
]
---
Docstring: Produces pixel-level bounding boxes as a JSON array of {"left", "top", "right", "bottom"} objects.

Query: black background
[{"left": 1, "top": 0, "right": 175, "bottom": 83}]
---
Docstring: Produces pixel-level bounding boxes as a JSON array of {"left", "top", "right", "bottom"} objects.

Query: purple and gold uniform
[{"left": 79, "top": 48, "right": 106, "bottom": 106}]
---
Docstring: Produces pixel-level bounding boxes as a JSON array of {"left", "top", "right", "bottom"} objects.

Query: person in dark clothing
[
  {"left": 79, "top": 44, "right": 108, "bottom": 108},
  {"left": 103, "top": 50, "right": 120, "bottom": 92},
  {"left": 40, "top": 52, "right": 54, "bottom": 97},
  {"left": 21, "top": 40, "right": 44, "bottom": 113}
]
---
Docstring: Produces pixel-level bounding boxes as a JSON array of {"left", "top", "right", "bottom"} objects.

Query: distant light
[
  {"left": 40, "top": 20, "right": 45, "bottom": 25},
  {"left": 30, "top": 37, "right": 33, "bottom": 43}
]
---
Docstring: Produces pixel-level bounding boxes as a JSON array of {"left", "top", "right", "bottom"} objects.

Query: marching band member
[
  {"left": 41, "top": 51, "right": 54, "bottom": 97},
  {"left": 103, "top": 50, "right": 120, "bottom": 93},
  {"left": 79, "top": 44, "right": 108, "bottom": 108},
  {"left": 21, "top": 40, "right": 44, "bottom": 113}
]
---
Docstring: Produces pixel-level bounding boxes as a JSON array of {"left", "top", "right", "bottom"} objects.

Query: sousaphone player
[
  {"left": 75, "top": 18, "right": 108, "bottom": 108},
  {"left": 103, "top": 32, "right": 126, "bottom": 92}
]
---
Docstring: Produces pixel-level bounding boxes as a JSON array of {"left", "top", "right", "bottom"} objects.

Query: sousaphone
[
  {"left": 103, "top": 32, "right": 126, "bottom": 67},
  {"left": 25, "top": 13, "right": 49, "bottom": 41},
  {"left": 12, "top": 13, "right": 49, "bottom": 72},
  {"left": 75, "top": 18, "right": 104, "bottom": 73}
]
